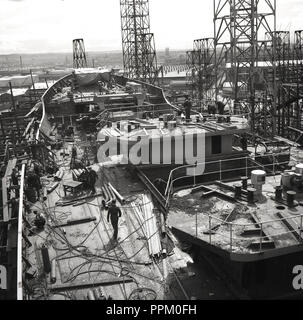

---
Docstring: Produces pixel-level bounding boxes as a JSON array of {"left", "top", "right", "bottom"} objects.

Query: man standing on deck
[
  {"left": 183, "top": 96, "right": 192, "bottom": 122},
  {"left": 107, "top": 199, "right": 122, "bottom": 241},
  {"left": 71, "top": 145, "right": 77, "bottom": 160}
]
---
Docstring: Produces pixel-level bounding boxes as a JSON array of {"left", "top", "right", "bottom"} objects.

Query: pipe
[
  {"left": 160, "top": 212, "right": 166, "bottom": 237},
  {"left": 105, "top": 185, "right": 115, "bottom": 201},
  {"left": 51, "top": 260, "right": 57, "bottom": 284},
  {"left": 47, "top": 182, "right": 59, "bottom": 194},
  {"left": 108, "top": 182, "right": 125, "bottom": 204},
  {"left": 101, "top": 186, "right": 110, "bottom": 202},
  {"left": 43, "top": 188, "right": 48, "bottom": 201},
  {"left": 87, "top": 290, "right": 95, "bottom": 300}
]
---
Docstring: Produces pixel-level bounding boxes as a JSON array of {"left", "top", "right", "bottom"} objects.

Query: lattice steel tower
[
  {"left": 120, "top": 0, "right": 158, "bottom": 84},
  {"left": 214, "top": 0, "right": 277, "bottom": 137},
  {"left": 73, "top": 38, "right": 88, "bottom": 69}
]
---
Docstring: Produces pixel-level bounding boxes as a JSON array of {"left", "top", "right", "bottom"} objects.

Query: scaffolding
[
  {"left": 186, "top": 38, "right": 216, "bottom": 107},
  {"left": 73, "top": 38, "right": 88, "bottom": 69},
  {"left": 120, "top": 0, "right": 158, "bottom": 84},
  {"left": 213, "top": 0, "right": 277, "bottom": 137}
]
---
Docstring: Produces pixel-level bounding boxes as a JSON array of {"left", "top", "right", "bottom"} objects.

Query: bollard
[
  {"left": 247, "top": 187, "right": 256, "bottom": 204},
  {"left": 234, "top": 184, "right": 242, "bottom": 199},
  {"left": 241, "top": 176, "right": 248, "bottom": 190},
  {"left": 287, "top": 191, "right": 296, "bottom": 208}
]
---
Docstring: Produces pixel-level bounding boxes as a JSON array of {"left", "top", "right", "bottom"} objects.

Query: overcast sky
[{"left": 0, "top": 0, "right": 302, "bottom": 54}]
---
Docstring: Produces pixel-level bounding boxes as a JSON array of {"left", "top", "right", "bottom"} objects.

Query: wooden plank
[{"left": 49, "top": 277, "right": 133, "bottom": 293}]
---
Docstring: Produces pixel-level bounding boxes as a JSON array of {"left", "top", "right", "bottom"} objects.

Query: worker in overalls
[
  {"left": 107, "top": 199, "right": 122, "bottom": 241},
  {"left": 29, "top": 211, "right": 46, "bottom": 235},
  {"left": 11, "top": 168, "right": 19, "bottom": 198},
  {"left": 216, "top": 100, "right": 225, "bottom": 115},
  {"left": 240, "top": 134, "right": 248, "bottom": 151},
  {"left": 33, "top": 211, "right": 46, "bottom": 230},
  {"left": 71, "top": 145, "right": 77, "bottom": 161},
  {"left": 70, "top": 145, "right": 78, "bottom": 169},
  {"left": 183, "top": 97, "right": 192, "bottom": 122},
  {"left": 27, "top": 169, "right": 42, "bottom": 200}
]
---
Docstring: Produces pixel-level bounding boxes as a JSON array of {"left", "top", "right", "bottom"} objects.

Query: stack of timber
[{"left": 131, "top": 194, "right": 162, "bottom": 258}]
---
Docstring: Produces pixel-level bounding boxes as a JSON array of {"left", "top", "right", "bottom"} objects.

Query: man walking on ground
[{"left": 107, "top": 199, "right": 122, "bottom": 241}]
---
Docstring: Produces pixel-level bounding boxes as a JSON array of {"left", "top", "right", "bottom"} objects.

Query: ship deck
[
  {"left": 24, "top": 132, "right": 236, "bottom": 300},
  {"left": 167, "top": 170, "right": 303, "bottom": 260}
]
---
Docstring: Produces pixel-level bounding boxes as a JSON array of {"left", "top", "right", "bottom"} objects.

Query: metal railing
[
  {"left": 164, "top": 152, "right": 290, "bottom": 203},
  {"left": 164, "top": 153, "right": 302, "bottom": 254},
  {"left": 189, "top": 210, "right": 303, "bottom": 254},
  {"left": 17, "top": 164, "right": 25, "bottom": 300},
  {"left": 96, "top": 103, "right": 180, "bottom": 128}
]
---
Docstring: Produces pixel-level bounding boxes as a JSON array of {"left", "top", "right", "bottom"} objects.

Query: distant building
[{"left": 165, "top": 47, "right": 170, "bottom": 57}]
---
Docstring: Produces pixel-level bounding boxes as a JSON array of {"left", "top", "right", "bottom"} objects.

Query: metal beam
[{"left": 49, "top": 277, "right": 133, "bottom": 293}]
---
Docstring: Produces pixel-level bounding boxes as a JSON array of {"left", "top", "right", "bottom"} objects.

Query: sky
[{"left": 0, "top": 0, "right": 302, "bottom": 54}]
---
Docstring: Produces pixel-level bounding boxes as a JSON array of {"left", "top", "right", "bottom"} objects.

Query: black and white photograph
[{"left": 0, "top": 0, "right": 303, "bottom": 308}]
